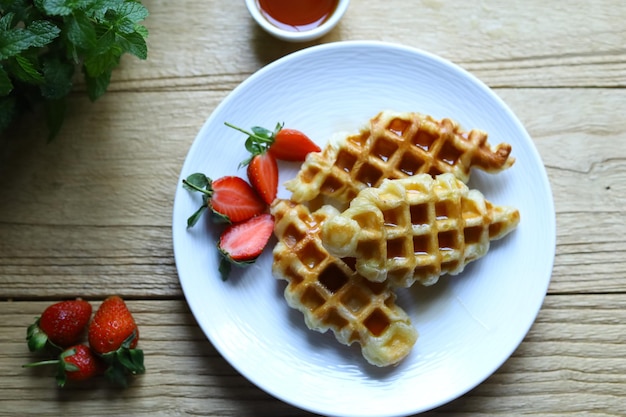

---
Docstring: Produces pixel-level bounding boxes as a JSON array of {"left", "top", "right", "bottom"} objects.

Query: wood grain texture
[
  {"left": 0, "top": 0, "right": 625, "bottom": 415},
  {"left": 497, "top": 88, "right": 626, "bottom": 294},
  {"left": 90, "top": 0, "right": 626, "bottom": 91},
  {"left": 0, "top": 296, "right": 624, "bottom": 417}
]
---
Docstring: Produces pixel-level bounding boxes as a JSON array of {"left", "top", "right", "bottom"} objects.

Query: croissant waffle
[
  {"left": 271, "top": 199, "right": 418, "bottom": 367},
  {"left": 321, "top": 173, "right": 520, "bottom": 288},
  {"left": 285, "top": 110, "right": 514, "bottom": 209}
]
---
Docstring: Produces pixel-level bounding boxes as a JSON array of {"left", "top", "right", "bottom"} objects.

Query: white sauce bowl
[{"left": 245, "top": 0, "right": 350, "bottom": 42}]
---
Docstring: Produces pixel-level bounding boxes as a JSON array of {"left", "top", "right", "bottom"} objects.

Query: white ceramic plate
[{"left": 172, "top": 41, "right": 555, "bottom": 417}]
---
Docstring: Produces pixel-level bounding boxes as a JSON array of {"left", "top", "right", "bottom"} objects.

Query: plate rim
[{"left": 172, "top": 40, "right": 557, "bottom": 417}]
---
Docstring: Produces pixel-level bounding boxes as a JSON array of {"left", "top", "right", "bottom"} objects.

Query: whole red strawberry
[
  {"left": 88, "top": 296, "right": 145, "bottom": 386},
  {"left": 27, "top": 299, "right": 92, "bottom": 352},
  {"left": 270, "top": 127, "right": 321, "bottom": 161},
  {"left": 225, "top": 121, "right": 320, "bottom": 162},
  {"left": 23, "top": 344, "right": 105, "bottom": 387},
  {"left": 89, "top": 295, "right": 139, "bottom": 354}
]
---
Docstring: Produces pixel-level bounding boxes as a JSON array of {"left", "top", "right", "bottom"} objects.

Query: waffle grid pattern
[
  {"left": 286, "top": 110, "right": 514, "bottom": 207},
  {"left": 321, "top": 174, "right": 521, "bottom": 288},
  {"left": 271, "top": 199, "right": 418, "bottom": 367}
]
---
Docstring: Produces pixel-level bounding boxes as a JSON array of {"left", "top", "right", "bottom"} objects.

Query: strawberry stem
[
  {"left": 22, "top": 359, "right": 60, "bottom": 368},
  {"left": 224, "top": 122, "right": 260, "bottom": 139},
  {"left": 182, "top": 179, "right": 212, "bottom": 196},
  {"left": 224, "top": 121, "right": 279, "bottom": 144},
  {"left": 183, "top": 173, "right": 218, "bottom": 228}
]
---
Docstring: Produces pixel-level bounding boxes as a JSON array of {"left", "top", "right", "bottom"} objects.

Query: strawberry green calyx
[
  {"left": 23, "top": 345, "right": 104, "bottom": 387},
  {"left": 26, "top": 318, "right": 61, "bottom": 353},
  {"left": 182, "top": 173, "right": 230, "bottom": 227},
  {"left": 56, "top": 347, "right": 81, "bottom": 387},
  {"left": 217, "top": 249, "right": 258, "bottom": 281},
  {"left": 224, "top": 121, "right": 283, "bottom": 166},
  {"left": 22, "top": 352, "right": 77, "bottom": 388},
  {"left": 183, "top": 173, "right": 267, "bottom": 227},
  {"left": 182, "top": 173, "right": 213, "bottom": 227},
  {"left": 99, "top": 330, "right": 145, "bottom": 387},
  {"left": 216, "top": 213, "right": 275, "bottom": 280}
]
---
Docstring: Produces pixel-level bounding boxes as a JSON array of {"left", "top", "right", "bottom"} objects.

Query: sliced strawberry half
[
  {"left": 210, "top": 176, "right": 268, "bottom": 222},
  {"left": 183, "top": 173, "right": 267, "bottom": 227},
  {"left": 247, "top": 152, "right": 278, "bottom": 205},
  {"left": 218, "top": 213, "right": 275, "bottom": 280}
]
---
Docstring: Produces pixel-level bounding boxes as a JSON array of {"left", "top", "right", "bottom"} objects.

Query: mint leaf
[
  {"left": 25, "top": 20, "right": 61, "bottom": 46},
  {"left": 115, "top": 1, "right": 148, "bottom": 23},
  {"left": 134, "top": 23, "right": 148, "bottom": 38},
  {"left": 84, "top": 0, "right": 123, "bottom": 21},
  {"left": 110, "top": 2, "right": 148, "bottom": 34},
  {"left": 41, "top": 57, "right": 74, "bottom": 99},
  {"left": 0, "top": 12, "right": 15, "bottom": 32},
  {"left": 114, "top": 17, "right": 136, "bottom": 35},
  {"left": 0, "top": 0, "right": 149, "bottom": 139},
  {"left": 12, "top": 54, "right": 44, "bottom": 83},
  {"left": 40, "top": 0, "right": 73, "bottom": 16},
  {"left": 116, "top": 30, "right": 147, "bottom": 59},
  {"left": 0, "top": 65, "right": 12, "bottom": 96},
  {"left": 40, "top": 0, "right": 93, "bottom": 16},
  {"left": 83, "top": 30, "right": 120, "bottom": 76},
  {"left": 0, "top": 20, "right": 60, "bottom": 60},
  {"left": 66, "top": 11, "right": 97, "bottom": 51},
  {"left": 84, "top": 48, "right": 121, "bottom": 77},
  {"left": 84, "top": 68, "right": 111, "bottom": 100}
]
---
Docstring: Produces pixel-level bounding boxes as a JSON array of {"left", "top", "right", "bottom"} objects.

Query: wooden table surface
[{"left": 1, "top": 1, "right": 625, "bottom": 416}]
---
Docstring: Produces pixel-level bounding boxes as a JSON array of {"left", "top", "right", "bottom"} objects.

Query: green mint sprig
[{"left": 0, "top": 0, "right": 149, "bottom": 140}]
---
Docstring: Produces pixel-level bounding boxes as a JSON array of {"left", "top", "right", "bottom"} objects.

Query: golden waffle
[
  {"left": 285, "top": 110, "right": 514, "bottom": 209},
  {"left": 321, "top": 173, "right": 520, "bottom": 288},
  {"left": 271, "top": 199, "right": 418, "bottom": 367}
]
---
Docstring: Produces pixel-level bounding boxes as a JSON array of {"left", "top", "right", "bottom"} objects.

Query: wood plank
[
  {"left": 0, "top": 91, "right": 221, "bottom": 227},
  {"left": 497, "top": 88, "right": 626, "bottom": 294},
  {"left": 91, "top": 0, "right": 626, "bottom": 92},
  {"left": 0, "top": 295, "right": 624, "bottom": 416},
  {"left": 0, "top": 225, "right": 179, "bottom": 299}
]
